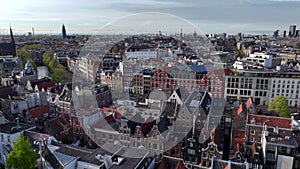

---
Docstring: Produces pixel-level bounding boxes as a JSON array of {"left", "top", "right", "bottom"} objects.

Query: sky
[{"left": 0, "top": 0, "right": 300, "bottom": 35}]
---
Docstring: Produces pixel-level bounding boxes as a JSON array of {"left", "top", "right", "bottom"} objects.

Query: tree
[
  {"left": 42, "top": 51, "right": 67, "bottom": 83},
  {"left": 268, "top": 95, "right": 291, "bottom": 118},
  {"left": 42, "top": 51, "right": 54, "bottom": 66},
  {"left": 6, "top": 135, "right": 38, "bottom": 169},
  {"left": 79, "top": 135, "right": 85, "bottom": 147},
  {"left": 18, "top": 50, "right": 37, "bottom": 70}
]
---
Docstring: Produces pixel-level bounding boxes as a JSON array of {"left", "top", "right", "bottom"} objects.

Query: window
[
  {"left": 153, "top": 143, "right": 157, "bottom": 149},
  {"left": 188, "top": 149, "right": 195, "bottom": 155},
  {"left": 258, "top": 137, "right": 262, "bottom": 143},
  {"left": 7, "top": 136, "right": 10, "bottom": 142},
  {"left": 13, "top": 104, "right": 18, "bottom": 109},
  {"left": 209, "top": 146, "right": 215, "bottom": 152},
  {"left": 1, "top": 135, "right": 3, "bottom": 142},
  {"left": 251, "top": 129, "right": 255, "bottom": 135}
]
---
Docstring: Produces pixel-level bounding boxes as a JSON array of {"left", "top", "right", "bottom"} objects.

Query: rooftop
[
  {"left": 266, "top": 131, "right": 298, "bottom": 147},
  {"left": 0, "top": 122, "right": 34, "bottom": 134},
  {"left": 247, "top": 114, "right": 292, "bottom": 129}
]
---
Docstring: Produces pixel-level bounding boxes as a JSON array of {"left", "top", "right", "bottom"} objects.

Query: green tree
[
  {"left": 268, "top": 95, "right": 291, "bottom": 118},
  {"left": 48, "top": 59, "right": 58, "bottom": 69},
  {"left": 79, "top": 136, "right": 85, "bottom": 147},
  {"left": 50, "top": 68, "right": 66, "bottom": 83},
  {"left": 6, "top": 135, "right": 38, "bottom": 169},
  {"left": 43, "top": 51, "right": 67, "bottom": 83},
  {"left": 18, "top": 50, "right": 37, "bottom": 70},
  {"left": 42, "top": 51, "right": 54, "bottom": 65}
]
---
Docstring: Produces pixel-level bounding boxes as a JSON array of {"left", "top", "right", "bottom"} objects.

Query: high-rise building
[
  {"left": 289, "top": 25, "right": 296, "bottom": 37},
  {"left": 62, "top": 24, "right": 67, "bottom": 39},
  {"left": 282, "top": 30, "right": 287, "bottom": 38},
  {"left": 295, "top": 30, "right": 300, "bottom": 38},
  {"left": 273, "top": 30, "right": 279, "bottom": 38}
]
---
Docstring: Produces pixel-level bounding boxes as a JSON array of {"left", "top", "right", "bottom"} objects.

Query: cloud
[{"left": 1, "top": 0, "right": 300, "bottom": 34}]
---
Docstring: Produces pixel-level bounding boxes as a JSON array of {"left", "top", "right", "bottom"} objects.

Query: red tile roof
[
  {"left": 231, "top": 130, "right": 246, "bottom": 156},
  {"left": 140, "top": 117, "right": 156, "bottom": 136},
  {"left": 101, "top": 108, "right": 122, "bottom": 119},
  {"left": 232, "top": 130, "right": 246, "bottom": 146},
  {"left": 247, "top": 114, "right": 292, "bottom": 129},
  {"left": 91, "top": 114, "right": 116, "bottom": 131},
  {"left": 224, "top": 69, "right": 233, "bottom": 75},
  {"left": 236, "top": 103, "right": 247, "bottom": 117},
  {"left": 246, "top": 98, "right": 253, "bottom": 109},
  {"left": 47, "top": 116, "right": 69, "bottom": 135},
  {"left": 157, "top": 157, "right": 186, "bottom": 169},
  {"left": 37, "top": 81, "right": 55, "bottom": 91},
  {"left": 28, "top": 106, "right": 51, "bottom": 121}
]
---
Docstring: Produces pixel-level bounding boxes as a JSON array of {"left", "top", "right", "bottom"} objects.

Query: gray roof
[
  {"left": 148, "top": 90, "right": 167, "bottom": 101},
  {"left": 110, "top": 147, "right": 151, "bottom": 169},
  {"left": 0, "top": 123, "right": 34, "bottom": 134}
]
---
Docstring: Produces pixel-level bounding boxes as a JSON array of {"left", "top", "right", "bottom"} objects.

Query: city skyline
[{"left": 1, "top": 0, "right": 300, "bottom": 35}]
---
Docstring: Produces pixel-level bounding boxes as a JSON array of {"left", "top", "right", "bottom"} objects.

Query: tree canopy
[
  {"left": 42, "top": 51, "right": 67, "bottom": 83},
  {"left": 18, "top": 50, "right": 37, "bottom": 70},
  {"left": 268, "top": 95, "right": 291, "bottom": 118},
  {"left": 6, "top": 135, "right": 38, "bottom": 169}
]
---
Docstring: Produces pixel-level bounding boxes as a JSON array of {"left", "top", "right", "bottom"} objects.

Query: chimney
[{"left": 16, "top": 117, "right": 20, "bottom": 129}]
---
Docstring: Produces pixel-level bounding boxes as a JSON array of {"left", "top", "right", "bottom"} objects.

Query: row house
[
  {"left": 119, "top": 113, "right": 171, "bottom": 159},
  {"left": 262, "top": 129, "right": 298, "bottom": 168},
  {"left": 25, "top": 77, "right": 55, "bottom": 92},
  {"left": 246, "top": 114, "right": 292, "bottom": 145}
]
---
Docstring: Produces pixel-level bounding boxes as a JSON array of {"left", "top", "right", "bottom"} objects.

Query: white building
[
  {"left": 76, "top": 57, "right": 101, "bottom": 83},
  {"left": 0, "top": 55, "right": 22, "bottom": 78},
  {"left": 125, "top": 48, "right": 166, "bottom": 61},
  {"left": 270, "top": 75, "right": 300, "bottom": 107},
  {"left": 247, "top": 52, "right": 282, "bottom": 68},
  {"left": 225, "top": 70, "right": 300, "bottom": 107},
  {"left": 0, "top": 122, "right": 35, "bottom": 165},
  {"left": 224, "top": 70, "right": 274, "bottom": 105}
]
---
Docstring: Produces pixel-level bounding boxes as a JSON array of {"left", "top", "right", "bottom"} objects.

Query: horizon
[{"left": 1, "top": 0, "right": 300, "bottom": 35}]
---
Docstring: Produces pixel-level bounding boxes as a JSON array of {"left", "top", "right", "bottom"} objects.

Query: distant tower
[
  {"left": 178, "top": 27, "right": 183, "bottom": 49},
  {"left": 282, "top": 30, "right": 287, "bottom": 38},
  {"left": 289, "top": 25, "right": 296, "bottom": 37},
  {"left": 62, "top": 24, "right": 67, "bottom": 39},
  {"left": 273, "top": 30, "right": 279, "bottom": 38},
  {"left": 32, "top": 28, "right": 34, "bottom": 36},
  {"left": 180, "top": 27, "right": 183, "bottom": 44},
  {"left": 10, "top": 27, "right": 16, "bottom": 56}
]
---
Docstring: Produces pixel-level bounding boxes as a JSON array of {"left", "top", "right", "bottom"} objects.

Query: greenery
[
  {"left": 6, "top": 135, "right": 38, "bottom": 169},
  {"left": 18, "top": 50, "right": 37, "bottom": 70},
  {"left": 42, "top": 51, "right": 67, "bottom": 83},
  {"left": 23, "top": 44, "right": 44, "bottom": 50},
  {"left": 268, "top": 95, "right": 291, "bottom": 118},
  {"left": 79, "top": 136, "right": 85, "bottom": 147},
  {"left": 232, "top": 47, "right": 245, "bottom": 57}
]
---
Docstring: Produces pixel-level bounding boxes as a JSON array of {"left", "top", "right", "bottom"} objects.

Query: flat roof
[{"left": 0, "top": 122, "right": 34, "bottom": 134}]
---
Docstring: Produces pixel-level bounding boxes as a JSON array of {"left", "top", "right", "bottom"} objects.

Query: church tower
[{"left": 10, "top": 27, "right": 17, "bottom": 56}]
